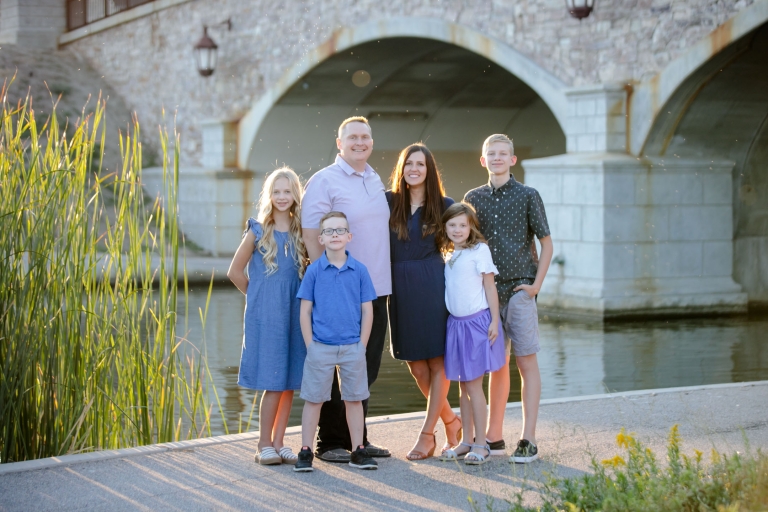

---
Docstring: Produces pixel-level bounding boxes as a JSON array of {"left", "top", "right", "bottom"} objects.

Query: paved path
[{"left": 1, "top": 381, "right": 767, "bottom": 511}]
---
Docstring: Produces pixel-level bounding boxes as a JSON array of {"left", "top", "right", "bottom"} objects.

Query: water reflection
[{"left": 181, "top": 288, "right": 768, "bottom": 437}]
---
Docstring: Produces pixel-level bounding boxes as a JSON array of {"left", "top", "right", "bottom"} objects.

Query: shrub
[{"left": 503, "top": 426, "right": 768, "bottom": 512}]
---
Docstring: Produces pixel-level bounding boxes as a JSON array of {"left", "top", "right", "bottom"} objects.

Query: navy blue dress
[
  {"left": 387, "top": 192, "right": 454, "bottom": 361},
  {"left": 238, "top": 218, "right": 305, "bottom": 391}
]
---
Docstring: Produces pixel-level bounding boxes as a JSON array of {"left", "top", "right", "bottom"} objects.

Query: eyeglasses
[{"left": 321, "top": 228, "right": 349, "bottom": 236}]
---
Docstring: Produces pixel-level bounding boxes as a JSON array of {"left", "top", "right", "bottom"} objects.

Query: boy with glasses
[{"left": 294, "top": 212, "right": 379, "bottom": 472}]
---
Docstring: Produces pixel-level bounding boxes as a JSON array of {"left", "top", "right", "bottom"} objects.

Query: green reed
[{"left": 0, "top": 90, "right": 211, "bottom": 463}]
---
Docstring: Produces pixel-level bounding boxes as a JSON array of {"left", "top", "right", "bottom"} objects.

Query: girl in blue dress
[{"left": 228, "top": 167, "right": 309, "bottom": 466}]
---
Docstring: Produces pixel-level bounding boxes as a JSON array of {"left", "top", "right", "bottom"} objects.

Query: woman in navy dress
[{"left": 387, "top": 143, "right": 462, "bottom": 460}]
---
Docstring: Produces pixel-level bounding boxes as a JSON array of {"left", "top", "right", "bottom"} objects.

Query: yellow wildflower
[{"left": 601, "top": 455, "right": 626, "bottom": 467}]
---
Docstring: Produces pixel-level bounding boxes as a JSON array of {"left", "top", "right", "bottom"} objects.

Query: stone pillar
[
  {"left": 144, "top": 120, "right": 258, "bottom": 257},
  {"left": 524, "top": 85, "right": 747, "bottom": 317},
  {"left": 565, "top": 84, "right": 628, "bottom": 154},
  {"left": 0, "top": 0, "right": 66, "bottom": 49}
]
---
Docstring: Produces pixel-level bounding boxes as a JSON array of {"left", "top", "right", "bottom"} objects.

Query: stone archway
[
  {"left": 630, "top": 1, "right": 768, "bottom": 156},
  {"left": 237, "top": 17, "right": 568, "bottom": 177},
  {"left": 638, "top": 17, "right": 768, "bottom": 305},
  {"left": 239, "top": 35, "right": 566, "bottom": 200}
]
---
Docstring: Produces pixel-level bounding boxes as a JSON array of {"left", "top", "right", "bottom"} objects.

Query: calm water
[{"left": 182, "top": 288, "right": 768, "bottom": 436}]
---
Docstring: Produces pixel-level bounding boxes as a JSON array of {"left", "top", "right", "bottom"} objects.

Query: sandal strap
[
  {"left": 472, "top": 444, "right": 491, "bottom": 456},
  {"left": 439, "top": 442, "right": 472, "bottom": 460}
]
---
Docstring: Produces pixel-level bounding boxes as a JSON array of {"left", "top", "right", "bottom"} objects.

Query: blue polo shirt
[{"left": 297, "top": 251, "right": 378, "bottom": 345}]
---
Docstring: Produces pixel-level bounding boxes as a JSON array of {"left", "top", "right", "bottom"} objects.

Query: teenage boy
[
  {"left": 464, "top": 134, "right": 553, "bottom": 464},
  {"left": 301, "top": 116, "right": 391, "bottom": 462},
  {"left": 294, "top": 211, "right": 379, "bottom": 472}
]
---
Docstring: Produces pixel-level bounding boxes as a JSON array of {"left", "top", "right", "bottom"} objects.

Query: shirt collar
[
  {"left": 319, "top": 250, "right": 355, "bottom": 271},
  {"left": 335, "top": 154, "right": 374, "bottom": 177},
  {"left": 488, "top": 175, "right": 518, "bottom": 194}
]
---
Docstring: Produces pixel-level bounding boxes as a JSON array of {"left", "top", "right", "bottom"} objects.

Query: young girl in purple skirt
[{"left": 437, "top": 202, "right": 505, "bottom": 465}]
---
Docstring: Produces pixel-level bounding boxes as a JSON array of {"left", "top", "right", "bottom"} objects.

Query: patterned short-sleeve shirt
[{"left": 464, "top": 176, "right": 550, "bottom": 306}]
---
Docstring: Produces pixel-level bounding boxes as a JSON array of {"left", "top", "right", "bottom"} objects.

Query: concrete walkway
[{"left": 1, "top": 381, "right": 767, "bottom": 511}]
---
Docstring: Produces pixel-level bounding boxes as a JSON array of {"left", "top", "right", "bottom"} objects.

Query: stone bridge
[{"left": 3, "top": 0, "right": 767, "bottom": 316}]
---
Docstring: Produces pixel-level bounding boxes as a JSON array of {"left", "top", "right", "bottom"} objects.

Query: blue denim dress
[{"left": 238, "top": 218, "right": 305, "bottom": 391}]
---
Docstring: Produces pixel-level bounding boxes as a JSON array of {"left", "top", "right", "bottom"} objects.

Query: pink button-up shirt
[{"left": 302, "top": 155, "right": 392, "bottom": 296}]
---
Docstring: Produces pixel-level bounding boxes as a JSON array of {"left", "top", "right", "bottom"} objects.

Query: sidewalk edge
[{"left": 2, "top": 380, "right": 766, "bottom": 474}]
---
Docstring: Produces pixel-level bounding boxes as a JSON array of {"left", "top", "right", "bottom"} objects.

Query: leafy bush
[{"left": 502, "top": 426, "right": 768, "bottom": 512}]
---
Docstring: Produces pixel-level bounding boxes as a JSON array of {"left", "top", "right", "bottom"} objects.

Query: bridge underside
[
  {"left": 249, "top": 37, "right": 565, "bottom": 200},
  {"left": 185, "top": 29, "right": 766, "bottom": 316},
  {"left": 644, "top": 23, "right": 768, "bottom": 306},
  {"left": 524, "top": 22, "right": 767, "bottom": 316}
]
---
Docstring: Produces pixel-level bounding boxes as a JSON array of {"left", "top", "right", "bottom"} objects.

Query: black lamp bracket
[{"left": 204, "top": 18, "right": 232, "bottom": 33}]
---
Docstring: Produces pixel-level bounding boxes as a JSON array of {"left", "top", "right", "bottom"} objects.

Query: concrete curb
[{"left": 2, "top": 380, "right": 766, "bottom": 475}]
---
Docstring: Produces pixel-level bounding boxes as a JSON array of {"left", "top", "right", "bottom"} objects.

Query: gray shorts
[
  {"left": 299, "top": 341, "right": 370, "bottom": 403},
  {"left": 500, "top": 291, "right": 541, "bottom": 357}
]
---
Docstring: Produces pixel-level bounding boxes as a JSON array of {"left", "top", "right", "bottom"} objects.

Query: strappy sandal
[
  {"left": 441, "top": 415, "right": 463, "bottom": 454},
  {"left": 438, "top": 441, "right": 472, "bottom": 461},
  {"left": 406, "top": 431, "right": 436, "bottom": 461},
  {"left": 255, "top": 446, "right": 282, "bottom": 465},
  {"left": 278, "top": 446, "right": 298, "bottom": 464},
  {"left": 464, "top": 444, "right": 491, "bottom": 465}
]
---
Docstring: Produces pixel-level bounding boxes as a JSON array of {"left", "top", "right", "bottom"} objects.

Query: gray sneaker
[
  {"left": 510, "top": 439, "right": 539, "bottom": 464},
  {"left": 316, "top": 447, "right": 351, "bottom": 463}
]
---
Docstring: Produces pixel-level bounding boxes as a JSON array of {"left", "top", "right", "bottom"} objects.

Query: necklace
[{"left": 448, "top": 249, "right": 463, "bottom": 269}]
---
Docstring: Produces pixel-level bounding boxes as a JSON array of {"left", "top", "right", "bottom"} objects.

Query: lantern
[
  {"left": 193, "top": 19, "right": 231, "bottom": 77},
  {"left": 565, "top": 0, "right": 595, "bottom": 20},
  {"left": 194, "top": 27, "right": 218, "bottom": 77}
]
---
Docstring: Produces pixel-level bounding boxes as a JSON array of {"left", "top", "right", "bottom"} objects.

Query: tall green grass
[{"left": 0, "top": 89, "right": 210, "bottom": 463}]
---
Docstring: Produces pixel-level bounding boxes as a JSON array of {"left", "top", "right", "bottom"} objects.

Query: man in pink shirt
[{"left": 301, "top": 116, "right": 392, "bottom": 462}]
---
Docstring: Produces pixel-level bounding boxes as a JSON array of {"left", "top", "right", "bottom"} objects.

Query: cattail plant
[{"left": 0, "top": 87, "right": 210, "bottom": 463}]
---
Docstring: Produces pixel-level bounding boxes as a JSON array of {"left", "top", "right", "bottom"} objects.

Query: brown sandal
[
  {"left": 406, "top": 431, "right": 436, "bottom": 461},
  {"left": 441, "top": 415, "right": 463, "bottom": 453}
]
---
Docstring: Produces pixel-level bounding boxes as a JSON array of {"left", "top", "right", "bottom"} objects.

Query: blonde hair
[
  {"left": 482, "top": 134, "right": 515, "bottom": 155},
  {"left": 320, "top": 211, "right": 348, "bottom": 229},
  {"left": 256, "top": 167, "right": 309, "bottom": 278},
  {"left": 337, "top": 116, "right": 370, "bottom": 139},
  {"left": 437, "top": 202, "right": 487, "bottom": 256}
]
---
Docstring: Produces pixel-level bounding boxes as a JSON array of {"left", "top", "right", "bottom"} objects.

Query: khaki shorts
[
  {"left": 299, "top": 341, "right": 369, "bottom": 403},
  {"left": 500, "top": 291, "right": 541, "bottom": 357}
]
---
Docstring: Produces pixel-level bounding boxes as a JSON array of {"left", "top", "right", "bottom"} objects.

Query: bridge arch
[
  {"left": 630, "top": 1, "right": 768, "bottom": 156},
  {"left": 236, "top": 17, "right": 568, "bottom": 191},
  {"left": 634, "top": 2, "right": 768, "bottom": 304}
]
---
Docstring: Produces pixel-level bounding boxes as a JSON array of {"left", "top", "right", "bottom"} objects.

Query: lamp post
[
  {"left": 565, "top": 0, "right": 595, "bottom": 19},
  {"left": 194, "top": 19, "right": 232, "bottom": 77}
]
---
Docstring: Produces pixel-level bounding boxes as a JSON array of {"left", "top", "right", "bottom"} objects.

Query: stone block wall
[
  {"left": 61, "top": 0, "right": 755, "bottom": 167},
  {"left": 524, "top": 154, "right": 747, "bottom": 316},
  {"left": 0, "top": 0, "right": 66, "bottom": 48}
]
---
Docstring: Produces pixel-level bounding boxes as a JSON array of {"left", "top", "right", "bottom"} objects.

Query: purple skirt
[{"left": 444, "top": 309, "right": 506, "bottom": 382}]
